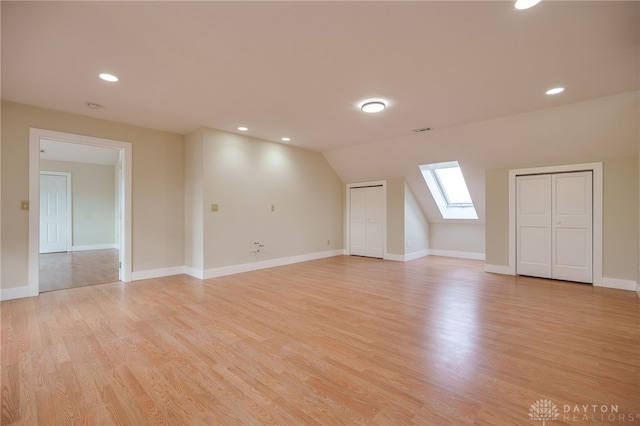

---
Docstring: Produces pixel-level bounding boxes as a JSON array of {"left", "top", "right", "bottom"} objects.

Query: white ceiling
[{"left": 2, "top": 1, "right": 638, "bottom": 152}]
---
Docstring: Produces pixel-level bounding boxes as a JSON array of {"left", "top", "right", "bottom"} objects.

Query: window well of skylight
[{"left": 419, "top": 161, "right": 478, "bottom": 220}]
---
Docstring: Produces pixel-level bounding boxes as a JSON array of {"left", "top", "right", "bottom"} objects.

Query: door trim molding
[
  {"left": 40, "top": 171, "right": 72, "bottom": 253},
  {"left": 29, "top": 128, "right": 133, "bottom": 298},
  {"left": 346, "top": 180, "right": 387, "bottom": 259},
  {"left": 508, "top": 162, "right": 602, "bottom": 286}
]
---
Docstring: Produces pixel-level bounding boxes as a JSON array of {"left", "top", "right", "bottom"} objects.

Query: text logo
[{"left": 529, "top": 399, "right": 559, "bottom": 425}]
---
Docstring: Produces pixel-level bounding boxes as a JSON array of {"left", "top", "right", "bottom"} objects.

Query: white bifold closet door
[
  {"left": 516, "top": 171, "right": 593, "bottom": 283},
  {"left": 350, "top": 186, "right": 384, "bottom": 258}
]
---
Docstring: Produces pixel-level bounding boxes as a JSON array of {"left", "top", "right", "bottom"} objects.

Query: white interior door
[
  {"left": 516, "top": 175, "right": 552, "bottom": 278},
  {"left": 517, "top": 171, "right": 593, "bottom": 283},
  {"left": 350, "top": 186, "right": 384, "bottom": 258},
  {"left": 552, "top": 172, "right": 592, "bottom": 283},
  {"left": 40, "top": 173, "right": 70, "bottom": 254}
]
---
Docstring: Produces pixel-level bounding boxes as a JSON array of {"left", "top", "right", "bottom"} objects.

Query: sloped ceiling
[
  {"left": 2, "top": 1, "right": 637, "bottom": 151},
  {"left": 324, "top": 91, "right": 639, "bottom": 224},
  {"left": 2, "top": 1, "right": 638, "bottom": 223}
]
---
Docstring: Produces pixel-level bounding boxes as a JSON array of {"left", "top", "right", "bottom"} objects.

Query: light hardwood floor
[
  {"left": 2, "top": 255, "right": 639, "bottom": 425},
  {"left": 39, "top": 249, "right": 120, "bottom": 292}
]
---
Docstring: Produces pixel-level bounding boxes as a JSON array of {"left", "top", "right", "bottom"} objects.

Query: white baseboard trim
[
  {"left": 636, "top": 282, "right": 640, "bottom": 294},
  {"left": 384, "top": 253, "right": 405, "bottom": 262},
  {"left": 406, "top": 249, "right": 431, "bottom": 261},
  {"left": 0, "top": 285, "right": 38, "bottom": 301},
  {"left": 200, "top": 249, "right": 344, "bottom": 280},
  {"left": 184, "top": 267, "right": 204, "bottom": 280},
  {"left": 131, "top": 266, "right": 186, "bottom": 281},
  {"left": 598, "top": 277, "right": 638, "bottom": 291},
  {"left": 387, "top": 249, "right": 484, "bottom": 262},
  {"left": 72, "top": 244, "right": 117, "bottom": 252},
  {"left": 383, "top": 253, "right": 406, "bottom": 262},
  {"left": 385, "top": 249, "right": 430, "bottom": 262},
  {"left": 429, "top": 249, "right": 485, "bottom": 261},
  {"left": 484, "top": 264, "right": 513, "bottom": 275}
]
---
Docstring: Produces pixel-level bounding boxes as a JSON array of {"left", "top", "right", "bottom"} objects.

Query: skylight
[
  {"left": 432, "top": 166, "right": 473, "bottom": 206},
  {"left": 419, "top": 161, "right": 478, "bottom": 220}
]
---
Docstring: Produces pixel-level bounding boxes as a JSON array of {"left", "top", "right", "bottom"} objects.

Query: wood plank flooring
[
  {"left": 39, "top": 249, "right": 120, "bottom": 292},
  {"left": 2, "top": 255, "right": 639, "bottom": 425}
]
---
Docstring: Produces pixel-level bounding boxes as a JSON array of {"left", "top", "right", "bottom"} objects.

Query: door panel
[
  {"left": 516, "top": 175, "right": 552, "bottom": 278},
  {"left": 40, "top": 174, "right": 69, "bottom": 254},
  {"left": 552, "top": 172, "right": 592, "bottom": 283},
  {"left": 350, "top": 186, "right": 384, "bottom": 259},
  {"left": 365, "top": 222, "right": 384, "bottom": 258},
  {"left": 350, "top": 189, "right": 367, "bottom": 256}
]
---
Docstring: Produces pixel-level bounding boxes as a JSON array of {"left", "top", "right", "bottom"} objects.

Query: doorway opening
[{"left": 28, "top": 128, "right": 132, "bottom": 296}]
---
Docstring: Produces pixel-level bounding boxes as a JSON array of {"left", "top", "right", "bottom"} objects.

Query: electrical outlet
[
  {"left": 271, "top": 204, "right": 275, "bottom": 212},
  {"left": 327, "top": 239, "right": 331, "bottom": 245},
  {"left": 21, "top": 200, "right": 29, "bottom": 211},
  {"left": 211, "top": 204, "right": 219, "bottom": 212}
]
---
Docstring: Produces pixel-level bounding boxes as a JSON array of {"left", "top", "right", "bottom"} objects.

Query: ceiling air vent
[{"left": 413, "top": 127, "right": 432, "bottom": 133}]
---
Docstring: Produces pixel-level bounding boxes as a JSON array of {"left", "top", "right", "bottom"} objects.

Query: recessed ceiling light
[
  {"left": 281, "top": 137, "right": 291, "bottom": 142},
  {"left": 546, "top": 87, "right": 565, "bottom": 95},
  {"left": 86, "top": 102, "right": 103, "bottom": 109},
  {"left": 515, "top": 0, "right": 541, "bottom": 10},
  {"left": 237, "top": 126, "right": 248, "bottom": 131},
  {"left": 99, "top": 73, "right": 119, "bottom": 82},
  {"left": 360, "top": 100, "right": 387, "bottom": 113}
]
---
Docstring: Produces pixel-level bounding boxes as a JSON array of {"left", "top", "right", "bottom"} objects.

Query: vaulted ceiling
[
  {"left": 2, "top": 1, "right": 637, "bottom": 151},
  {"left": 2, "top": 1, "right": 638, "bottom": 223}
]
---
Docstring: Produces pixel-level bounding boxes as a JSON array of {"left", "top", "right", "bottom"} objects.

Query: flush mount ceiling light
[
  {"left": 515, "top": 0, "right": 541, "bottom": 10},
  {"left": 546, "top": 87, "right": 565, "bottom": 95},
  {"left": 237, "top": 126, "right": 248, "bottom": 131},
  {"left": 360, "top": 100, "right": 387, "bottom": 113},
  {"left": 99, "top": 73, "right": 119, "bottom": 82},
  {"left": 281, "top": 137, "right": 291, "bottom": 142}
]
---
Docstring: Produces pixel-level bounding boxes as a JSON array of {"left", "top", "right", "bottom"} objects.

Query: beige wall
[
  {"left": 429, "top": 223, "right": 485, "bottom": 254},
  {"left": 485, "top": 168, "right": 509, "bottom": 265},
  {"left": 1, "top": 101, "right": 184, "bottom": 288},
  {"left": 186, "top": 128, "right": 343, "bottom": 271},
  {"left": 404, "top": 182, "right": 429, "bottom": 254},
  {"left": 41, "top": 160, "right": 116, "bottom": 247},
  {"left": 184, "top": 130, "right": 204, "bottom": 271},
  {"left": 485, "top": 156, "right": 638, "bottom": 283},
  {"left": 603, "top": 157, "right": 638, "bottom": 280},
  {"left": 386, "top": 178, "right": 405, "bottom": 256}
]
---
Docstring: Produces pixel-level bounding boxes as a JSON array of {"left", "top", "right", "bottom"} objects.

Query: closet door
[
  {"left": 552, "top": 172, "right": 592, "bottom": 283},
  {"left": 516, "top": 171, "right": 593, "bottom": 283},
  {"left": 350, "top": 186, "right": 384, "bottom": 258},
  {"left": 516, "top": 175, "right": 552, "bottom": 278}
]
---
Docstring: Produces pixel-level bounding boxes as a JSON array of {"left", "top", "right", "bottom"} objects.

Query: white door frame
[
  {"left": 28, "top": 128, "right": 132, "bottom": 296},
  {"left": 40, "top": 171, "right": 72, "bottom": 253},
  {"left": 345, "top": 180, "right": 387, "bottom": 259},
  {"left": 508, "top": 162, "right": 602, "bottom": 286}
]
